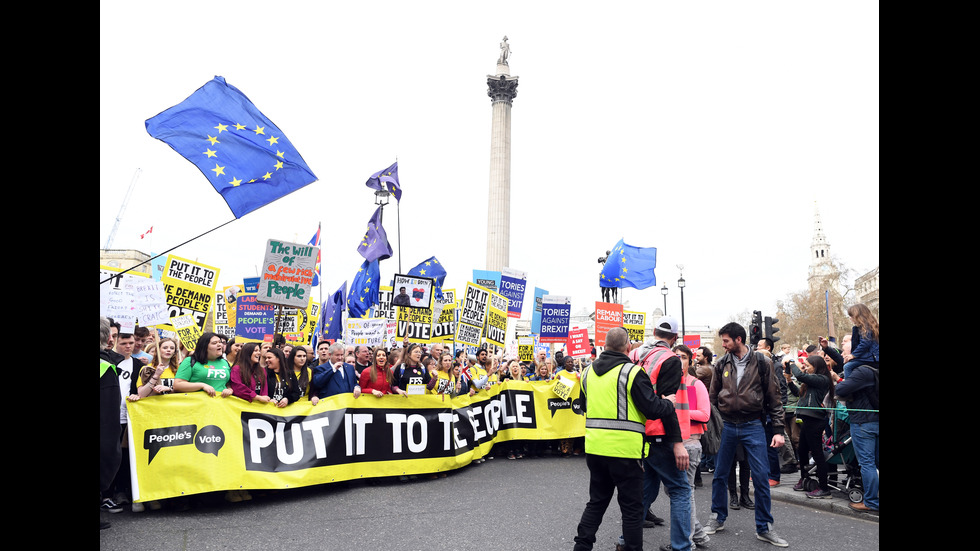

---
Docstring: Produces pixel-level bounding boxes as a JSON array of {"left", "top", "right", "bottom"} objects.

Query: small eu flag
[
  {"left": 319, "top": 281, "right": 347, "bottom": 340},
  {"left": 365, "top": 162, "right": 402, "bottom": 202},
  {"left": 408, "top": 256, "right": 447, "bottom": 299},
  {"left": 145, "top": 76, "right": 317, "bottom": 218},
  {"left": 348, "top": 259, "right": 381, "bottom": 318},
  {"left": 356, "top": 206, "right": 393, "bottom": 263},
  {"left": 599, "top": 239, "right": 657, "bottom": 290}
]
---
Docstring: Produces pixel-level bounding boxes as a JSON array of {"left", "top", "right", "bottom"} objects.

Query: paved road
[{"left": 101, "top": 455, "right": 878, "bottom": 551}]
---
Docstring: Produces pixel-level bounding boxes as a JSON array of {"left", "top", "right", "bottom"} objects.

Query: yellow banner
[{"left": 126, "top": 380, "right": 583, "bottom": 501}]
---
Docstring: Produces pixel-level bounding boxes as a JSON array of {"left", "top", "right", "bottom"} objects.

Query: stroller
[{"left": 798, "top": 400, "right": 865, "bottom": 503}]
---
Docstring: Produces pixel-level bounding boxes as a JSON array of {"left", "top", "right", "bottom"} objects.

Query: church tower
[{"left": 808, "top": 202, "right": 834, "bottom": 287}]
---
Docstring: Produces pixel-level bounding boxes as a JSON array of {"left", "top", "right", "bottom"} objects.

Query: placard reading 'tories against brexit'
[{"left": 539, "top": 295, "right": 570, "bottom": 344}]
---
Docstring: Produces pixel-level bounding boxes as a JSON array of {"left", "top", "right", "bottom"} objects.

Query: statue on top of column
[{"left": 498, "top": 36, "right": 511, "bottom": 65}]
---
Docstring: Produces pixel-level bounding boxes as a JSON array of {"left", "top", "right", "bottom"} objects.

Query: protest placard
[
  {"left": 499, "top": 267, "right": 527, "bottom": 319},
  {"left": 430, "top": 290, "right": 456, "bottom": 343},
  {"left": 623, "top": 310, "right": 646, "bottom": 344},
  {"left": 134, "top": 280, "right": 170, "bottom": 326},
  {"left": 257, "top": 239, "right": 318, "bottom": 308},
  {"left": 684, "top": 334, "right": 701, "bottom": 349},
  {"left": 566, "top": 327, "right": 591, "bottom": 357},
  {"left": 472, "top": 269, "right": 501, "bottom": 292},
  {"left": 375, "top": 286, "right": 395, "bottom": 321},
  {"left": 530, "top": 287, "right": 548, "bottom": 335},
  {"left": 161, "top": 255, "right": 220, "bottom": 330},
  {"left": 397, "top": 306, "right": 433, "bottom": 343},
  {"left": 236, "top": 277, "right": 275, "bottom": 340},
  {"left": 346, "top": 318, "right": 387, "bottom": 348},
  {"left": 455, "top": 322, "right": 483, "bottom": 347},
  {"left": 594, "top": 302, "right": 624, "bottom": 346},
  {"left": 392, "top": 274, "right": 434, "bottom": 310},
  {"left": 539, "top": 295, "right": 571, "bottom": 343},
  {"left": 460, "top": 282, "right": 490, "bottom": 329},
  {"left": 172, "top": 314, "right": 203, "bottom": 351},
  {"left": 485, "top": 290, "right": 508, "bottom": 347},
  {"left": 100, "top": 265, "right": 151, "bottom": 332},
  {"left": 518, "top": 336, "right": 535, "bottom": 362}
]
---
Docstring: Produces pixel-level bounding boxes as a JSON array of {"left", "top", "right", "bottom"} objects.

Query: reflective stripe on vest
[
  {"left": 633, "top": 345, "right": 691, "bottom": 440},
  {"left": 581, "top": 362, "right": 647, "bottom": 458}
]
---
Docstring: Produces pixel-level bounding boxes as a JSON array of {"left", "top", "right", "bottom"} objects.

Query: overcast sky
[{"left": 100, "top": 1, "right": 878, "bottom": 332}]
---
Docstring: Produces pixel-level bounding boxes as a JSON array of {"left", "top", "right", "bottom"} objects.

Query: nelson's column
[{"left": 485, "top": 36, "right": 518, "bottom": 272}]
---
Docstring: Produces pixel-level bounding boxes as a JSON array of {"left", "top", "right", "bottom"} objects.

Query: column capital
[{"left": 487, "top": 75, "right": 519, "bottom": 105}]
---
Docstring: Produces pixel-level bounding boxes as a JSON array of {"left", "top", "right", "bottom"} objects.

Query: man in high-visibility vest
[{"left": 573, "top": 327, "right": 678, "bottom": 551}]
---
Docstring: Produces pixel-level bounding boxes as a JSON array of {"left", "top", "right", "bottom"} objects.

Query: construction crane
[{"left": 103, "top": 168, "right": 141, "bottom": 250}]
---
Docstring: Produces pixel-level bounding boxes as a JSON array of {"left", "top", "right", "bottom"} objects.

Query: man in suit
[{"left": 312, "top": 342, "right": 362, "bottom": 399}]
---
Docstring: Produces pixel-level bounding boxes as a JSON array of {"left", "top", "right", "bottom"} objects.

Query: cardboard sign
[
  {"left": 172, "top": 314, "right": 202, "bottom": 351},
  {"left": 397, "top": 306, "right": 433, "bottom": 343},
  {"left": 552, "top": 375, "right": 575, "bottom": 401},
  {"left": 518, "top": 336, "right": 535, "bottom": 362},
  {"left": 257, "top": 239, "right": 318, "bottom": 308},
  {"left": 100, "top": 265, "right": 151, "bottom": 332},
  {"left": 485, "top": 290, "right": 508, "bottom": 347},
  {"left": 539, "top": 295, "right": 570, "bottom": 344},
  {"left": 134, "top": 280, "right": 169, "bottom": 326},
  {"left": 430, "top": 289, "right": 456, "bottom": 343},
  {"left": 594, "top": 302, "right": 624, "bottom": 346},
  {"left": 236, "top": 277, "right": 275, "bottom": 340},
  {"left": 460, "top": 282, "right": 490, "bottom": 328}
]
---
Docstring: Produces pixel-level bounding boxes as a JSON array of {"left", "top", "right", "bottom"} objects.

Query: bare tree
[{"left": 776, "top": 258, "right": 853, "bottom": 350}]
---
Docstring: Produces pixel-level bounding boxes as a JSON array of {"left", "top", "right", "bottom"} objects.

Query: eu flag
[
  {"left": 145, "top": 76, "right": 318, "bottom": 218},
  {"left": 599, "top": 239, "right": 657, "bottom": 290},
  {"left": 408, "top": 256, "right": 447, "bottom": 299},
  {"left": 365, "top": 162, "right": 402, "bottom": 202},
  {"left": 348, "top": 259, "right": 381, "bottom": 318},
  {"left": 319, "top": 281, "right": 347, "bottom": 340},
  {"left": 356, "top": 206, "right": 393, "bottom": 262}
]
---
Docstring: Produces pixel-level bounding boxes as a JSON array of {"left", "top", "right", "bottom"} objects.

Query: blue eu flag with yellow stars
[
  {"left": 348, "top": 259, "right": 381, "bottom": 318},
  {"left": 356, "top": 206, "right": 393, "bottom": 263},
  {"left": 365, "top": 162, "right": 402, "bottom": 202},
  {"left": 145, "top": 76, "right": 317, "bottom": 218},
  {"left": 599, "top": 239, "right": 657, "bottom": 290},
  {"left": 319, "top": 281, "right": 346, "bottom": 340},
  {"left": 408, "top": 256, "right": 447, "bottom": 299}
]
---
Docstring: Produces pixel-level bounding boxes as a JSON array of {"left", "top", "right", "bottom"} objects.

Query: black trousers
[{"left": 574, "top": 454, "right": 645, "bottom": 551}]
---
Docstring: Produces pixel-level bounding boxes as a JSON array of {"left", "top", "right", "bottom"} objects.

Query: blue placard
[{"left": 531, "top": 287, "right": 548, "bottom": 334}]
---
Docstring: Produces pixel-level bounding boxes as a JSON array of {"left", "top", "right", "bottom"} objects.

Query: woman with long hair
[
  {"left": 131, "top": 337, "right": 181, "bottom": 399},
  {"left": 360, "top": 347, "right": 392, "bottom": 397},
  {"left": 392, "top": 343, "right": 430, "bottom": 397},
  {"left": 843, "top": 303, "right": 879, "bottom": 378},
  {"left": 289, "top": 346, "right": 313, "bottom": 401},
  {"left": 173, "top": 333, "right": 233, "bottom": 397},
  {"left": 228, "top": 343, "right": 271, "bottom": 404},
  {"left": 225, "top": 337, "right": 242, "bottom": 368},
  {"left": 264, "top": 348, "right": 300, "bottom": 408},
  {"left": 427, "top": 353, "right": 458, "bottom": 397},
  {"left": 791, "top": 354, "right": 835, "bottom": 499}
]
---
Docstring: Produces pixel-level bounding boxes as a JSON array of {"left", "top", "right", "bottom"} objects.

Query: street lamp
[
  {"left": 677, "top": 271, "right": 686, "bottom": 338},
  {"left": 661, "top": 283, "right": 668, "bottom": 316}
]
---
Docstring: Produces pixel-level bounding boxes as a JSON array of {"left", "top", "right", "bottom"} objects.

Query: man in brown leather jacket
[{"left": 704, "top": 323, "right": 788, "bottom": 547}]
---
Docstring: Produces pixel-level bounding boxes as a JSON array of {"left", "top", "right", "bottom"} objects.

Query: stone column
[{"left": 486, "top": 62, "right": 518, "bottom": 272}]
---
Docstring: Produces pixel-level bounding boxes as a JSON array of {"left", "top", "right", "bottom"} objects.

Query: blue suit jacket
[{"left": 312, "top": 362, "right": 359, "bottom": 399}]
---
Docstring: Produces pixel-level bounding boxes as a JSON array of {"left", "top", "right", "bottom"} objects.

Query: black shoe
[
  {"left": 740, "top": 495, "right": 755, "bottom": 510},
  {"left": 729, "top": 494, "right": 740, "bottom": 510},
  {"left": 780, "top": 463, "right": 799, "bottom": 474},
  {"left": 646, "top": 510, "right": 666, "bottom": 526}
]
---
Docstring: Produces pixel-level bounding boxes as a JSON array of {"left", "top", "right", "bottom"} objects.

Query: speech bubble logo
[
  {"left": 547, "top": 398, "right": 571, "bottom": 417},
  {"left": 194, "top": 425, "right": 225, "bottom": 457},
  {"left": 571, "top": 396, "right": 585, "bottom": 416},
  {"left": 144, "top": 424, "right": 196, "bottom": 464}
]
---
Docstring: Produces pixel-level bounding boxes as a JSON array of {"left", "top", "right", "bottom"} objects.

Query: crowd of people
[
  {"left": 100, "top": 303, "right": 879, "bottom": 547},
  {"left": 98, "top": 317, "right": 593, "bottom": 527},
  {"left": 574, "top": 305, "right": 879, "bottom": 551}
]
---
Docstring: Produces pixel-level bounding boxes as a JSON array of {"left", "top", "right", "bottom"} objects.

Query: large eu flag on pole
[
  {"left": 598, "top": 238, "right": 657, "bottom": 290},
  {"left": 356, "top": 206, "right": 393, "bottom": 262},
  {"left": 365, "top": 162, "right": 402, "bottom": 202},
  {"left": 145, "top": 76, "right": 317, "bottom": 218},
  {"left": 348, "top": 259, "right": 381, "bottom": 318},
  {"left": 408, "top": 256, "right": 447, "bottom": 299}
]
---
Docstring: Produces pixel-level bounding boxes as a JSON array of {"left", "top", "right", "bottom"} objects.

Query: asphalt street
[{"left": 100, "top": 455, "right": 878, "bottom": 551}]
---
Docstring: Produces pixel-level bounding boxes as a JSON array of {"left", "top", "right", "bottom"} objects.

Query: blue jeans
[
  {"left": 850, "top": 421, "right": 879, "bottom": 510},
  {"left": 710, "top": 420, "right": 774, "bottom": 533},
  {"left": 643, "top": 443, "right": 693, "bottom": 551}
]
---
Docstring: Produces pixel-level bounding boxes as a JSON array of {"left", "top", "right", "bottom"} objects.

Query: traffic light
[
  {"left": 750, "top": 310, "right": 763, "bottom": 346},
  {"left": 764, "top": 316, "right": 780, "bottom": 343}
]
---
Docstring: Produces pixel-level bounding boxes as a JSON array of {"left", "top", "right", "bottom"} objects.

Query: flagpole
[{"left": 99, "top": 218, "right": 237, "bottom": 284}]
